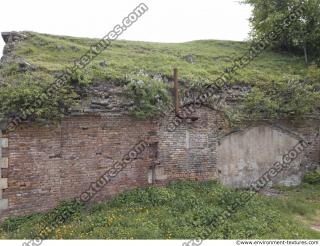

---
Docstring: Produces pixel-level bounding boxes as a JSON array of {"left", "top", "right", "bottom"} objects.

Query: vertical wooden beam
[{"left": 174, "top": 68, "right": 180, "bottom": 115}]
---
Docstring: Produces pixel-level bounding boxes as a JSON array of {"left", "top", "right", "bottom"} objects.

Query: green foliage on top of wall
[
  {"left": 125, "top": 75, "right": 172, "bottom": 119},
  {"left": 226, "top": 65, "right": 320, "bottom": 125},
  {"left": 0, "top": 66, "right": 89, "bottom": 123},
  {"left": 0, "top": 32, "right": 319, "bottom": 123}
]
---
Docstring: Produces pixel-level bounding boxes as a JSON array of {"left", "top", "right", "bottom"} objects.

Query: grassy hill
[
  {"left": 0, "top": 181, "right": 319, "bottom": 239},
  {"left": 0, "top": 32, "right": 319, "bottom": 123},
  {"left": 8, "top": 32, "right": 308, "bottom": 83}
]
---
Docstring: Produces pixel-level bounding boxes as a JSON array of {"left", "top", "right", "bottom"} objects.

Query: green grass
[
  {"left": 1, "top": 181, "right": 319, "bottom": 239},
  {"left": 11, "top": 32, "right": 307, "bottom": 84},
  {"left": 1, "top": 32, "right": 319, "bottom": 122}
]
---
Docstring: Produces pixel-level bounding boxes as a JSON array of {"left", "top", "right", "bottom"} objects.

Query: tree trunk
[{"left": 303, "top": 42, "right": 308, "bottom": 66}]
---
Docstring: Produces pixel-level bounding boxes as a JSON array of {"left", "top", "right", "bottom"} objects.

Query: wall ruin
[{"left": 0, "top": 110, "right": 319, "bottom": 221}]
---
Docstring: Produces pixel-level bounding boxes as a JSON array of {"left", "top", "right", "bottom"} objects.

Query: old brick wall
[
  {"left": 0, "top": 109, "right": 319, "bottom": 221},
  {"left": 277, "top": 120, "right": 320, "bottom": 168},
  {"left": 157, "top": 107, "right": 226, "bottom": 183},
  {"left": 0, "top": 114, "right": 158, "bottom": 220}
]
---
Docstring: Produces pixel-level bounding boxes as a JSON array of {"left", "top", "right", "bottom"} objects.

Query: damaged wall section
[{"left": 217, "top": 122, "right": 320, "bottom": 188}]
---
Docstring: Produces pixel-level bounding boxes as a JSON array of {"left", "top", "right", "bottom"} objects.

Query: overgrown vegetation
[
  {"left": 0, "top": 31, "right": 319, "bottom": 123},
  {"left": 225, "top": 63, "right": 320, "bottom": 125},
  {"left": 125, "top": 74, "right": 172, "bottom": 119},
  {"left": 0, "top": 59, "right": 93, "bottom": 122},
  {"left": 303, "top": 170, "right": 320, "bottom": 184},
  {"left": 242, "top": 0, "right": 320, "bottom": 65},
  {"left": 0, "top": 72, "right": 77, "bottom": 123},
  {"left": 0, "top": 181, "right": 319, "bottom": 239}
]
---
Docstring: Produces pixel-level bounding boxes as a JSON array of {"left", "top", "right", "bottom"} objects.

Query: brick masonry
[
  {"left": 157, "top": 107, "right": 226, "bottom": 183},
  {"left": 0, "top": 110, "right": 319, "bottom": 221},
  {"left": 0, "top": 114, "right": 158, "bottom": 220}
]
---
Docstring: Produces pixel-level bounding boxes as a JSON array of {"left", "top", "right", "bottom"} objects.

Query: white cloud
[{"left": 0, "top": 0, "right": 252, "bottom": 56}]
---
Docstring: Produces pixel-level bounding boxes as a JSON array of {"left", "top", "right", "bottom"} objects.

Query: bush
[
  {"left": 303, "top": 170, "right": 320, "bottom": 184},
  {"left": 231, "top": 79, "right": 320, "bottom": 124},
  {"left": 0, "top": 63, "right": 91, "bottom": 124},
  {"left": 44, "top": 200, "right": 84, "bottom": 224},
  {"left": 0, "top": 71, "right": 78, "bottom": 123},
  {"left": 125, "top": 75, "right": 172, "bottom": 119},
  {"left": 1, "top": 215, "right": 36, "bottom": 233},
  {"left": 68, "top": 69, "right": 91, "bottom": 86}
]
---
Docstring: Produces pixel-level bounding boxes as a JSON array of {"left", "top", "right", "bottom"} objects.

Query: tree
[{"left": 242, "top": 0, "right": 320, "bottom": 65}]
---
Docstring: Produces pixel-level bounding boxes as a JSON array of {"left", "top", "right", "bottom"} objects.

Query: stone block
[
  {"left": 0, "top": 158, "right": 8, "bottom": 168},
  {"left": 0, "top": 178, "right": 8, "bottom": 189},
  {"left": 0, "top": 199, "right": 8, "bottom": 211},
  {"left": 0, "top": 138, "right": 8, "bottom": 148}
]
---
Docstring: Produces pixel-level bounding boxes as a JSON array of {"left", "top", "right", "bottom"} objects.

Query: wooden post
[{"left": 174, "top": 68, "right": 180, "bottom": 115}]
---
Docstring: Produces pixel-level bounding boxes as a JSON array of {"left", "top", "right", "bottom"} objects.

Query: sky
[{"left": 0, "top": 0, "right": 252, "bottom": 56}]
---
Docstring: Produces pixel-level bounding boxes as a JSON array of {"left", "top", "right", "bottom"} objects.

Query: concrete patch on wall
[
  {"left": 148, "top": 166, "right": 167, "bottom": 184},
  {"left": 0, "top": 130, "right": 8, "bottom": 212},
  {"left": 186, "top": 131, "right": 208, "bottom": 149},
  {"left": 217, "top": 125, "right": 305, "bottom": 188}
]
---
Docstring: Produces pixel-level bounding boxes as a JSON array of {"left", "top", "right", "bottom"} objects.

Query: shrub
[
  {"left": 0, "top": 75, "right": 78, "bottom": 123},
  {"left": 125, "top": 75, "right": 172, "bottom": 119},
  {"left": 231, "top": 79, "right": 320, "bottom": 124},
  {"left": 303, "top": 170, "right": 320, "bottom": 184},
  {"left": 68, "top": 69, "right": 91, "bottom": 86},
  {"left": 0, "top": 62, "right": 92, "bottom": 124},
  {"left": 1, "top": 215, "right": 36, "bottom": 233},
  {"left": 44, "top": 200, "right": 84, "bottom": 224}
]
